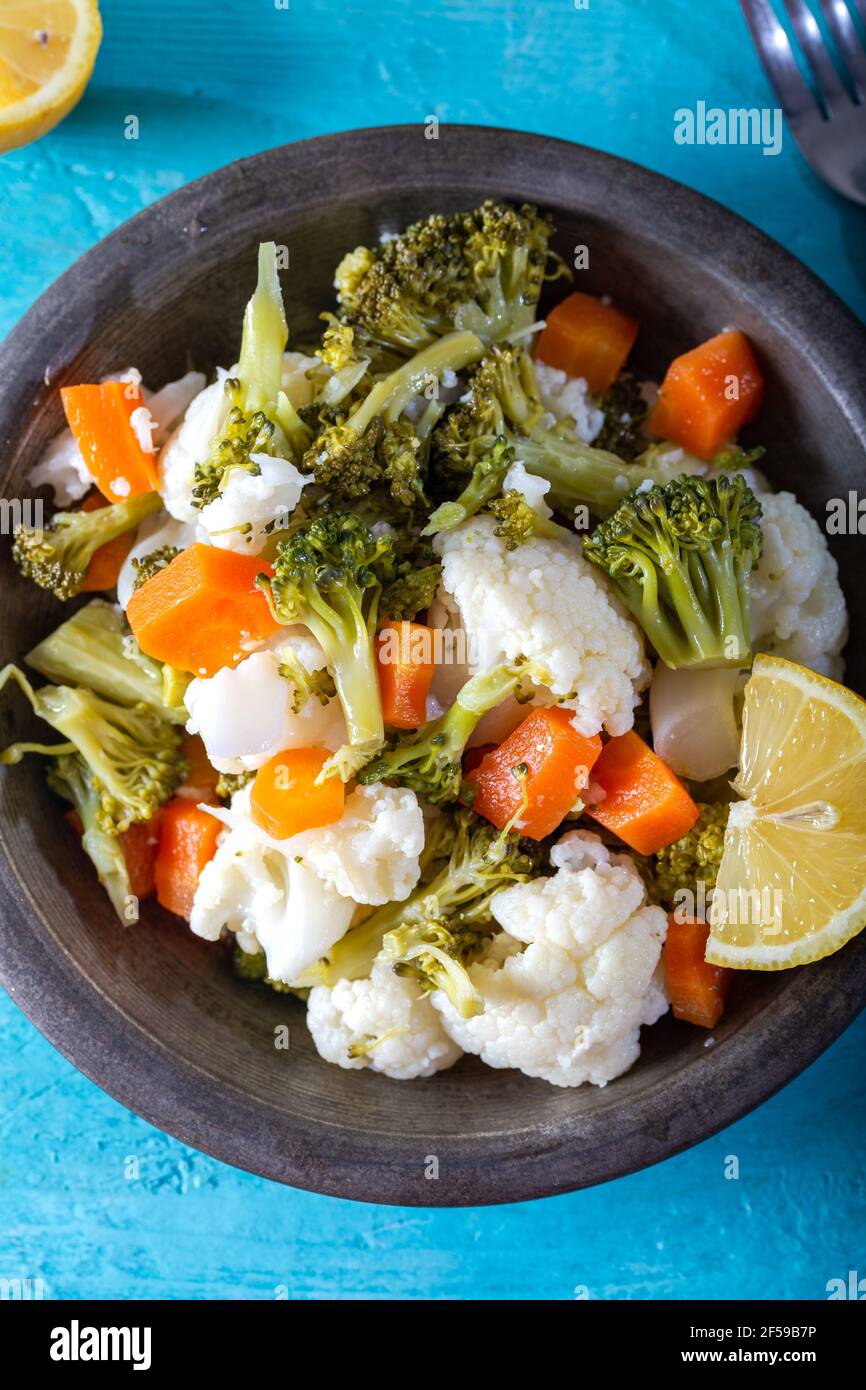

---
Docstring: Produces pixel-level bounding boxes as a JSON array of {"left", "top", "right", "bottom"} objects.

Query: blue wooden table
[{"left": 1, "top": 0, "right": 864, "bottom": 1301}]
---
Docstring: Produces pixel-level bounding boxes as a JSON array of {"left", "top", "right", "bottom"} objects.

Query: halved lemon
[
  {"left": 0, "top": 0, "right": 102, "bottom": 154},
  {"left": 706, "top": 654, "right": 866, "bottom": 970}
]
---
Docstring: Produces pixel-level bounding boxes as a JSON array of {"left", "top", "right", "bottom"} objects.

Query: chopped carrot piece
[
  {"left": 535, "top": 291, "right": 639, "bottom": 393},
  {"left": 648, "top": 329, "right": 764, "bottom": 459},
  {"left": 585, "top": 730, "right": 699, "bottom": 855},
  {"left": 462, "top": 742, "right": 496, "bottom": 777},
  {"left": 65, "top": 807, "right": 159, "bottom": 903},
  {"left": 126, "top": 543, "right": 280, "bottom": 677},
  {"left": 61, "top": 380, "right": 159, "bottom": 502},
  {"left": 376, "top": 621, "right": 436, "bottom": 729},
  {"left": 154, "top": 798, "right": 221, "bottom": 920},
  {"left": 250, "top": 747, "right": 345, "bottom": 840},
  {"left": 664, "top": 915, "right": 731, "bottom": 1028},
  {"left": 467, "top": 706, "right": 602, "bottom": 841},
  {"left": 178, "top": 733, "right": 220, "bottom": 799},
  {"left": 77, "top": 491, "right": 135, "bottom": 592},
  {"left": 121, "top": 818, "right": 161, "bottom": 902}
]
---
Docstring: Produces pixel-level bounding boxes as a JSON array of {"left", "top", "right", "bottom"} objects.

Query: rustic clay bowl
[{"left": 0, "top": 127, "right": 864, "bottom": 1205}]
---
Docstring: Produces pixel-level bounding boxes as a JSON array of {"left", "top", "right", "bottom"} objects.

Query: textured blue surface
[{"left": 1, "top": 0, "right": 864, "bottom": 1301}]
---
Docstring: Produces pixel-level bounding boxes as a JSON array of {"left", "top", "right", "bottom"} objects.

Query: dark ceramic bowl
[{"left": 1, "top": 127, "right": 864, "bottom": 1206}]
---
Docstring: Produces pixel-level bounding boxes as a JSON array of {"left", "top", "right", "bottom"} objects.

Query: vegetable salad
[{"left": 3, "top": 201, "right": 861, "bottom": 1087}]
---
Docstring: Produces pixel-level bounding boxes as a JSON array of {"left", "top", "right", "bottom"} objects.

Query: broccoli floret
[
  {"left": 379, "top": 562, "right": 442, "bottom": 620},
  {"left": 430, "top": 346, "right": 675, "bottom": 524},
  {"left": 708, "top": 444, "right": 766, "bottom": 472},
  {"left": 192, "top": 243, "right": 311, "bottom": 508},
  {"left": 25, "top": 599, "right": 185, "bottom": 721},
  {"left": 358, "top": 662, "right": 546, "bottom": 804},
  {"left": 640, "top": 802, "right": 730, "bottom": 912},
  {"left": 308, "top": 807, "right": 542, "bottom": 1008},
  {"left": 48, "top": 752, "right": 140, "bottom": 924},
  {"left": 424, "top": 436, "right": 515, "bottom": 535},
  {"left": 131, "top": 545, "right": 182, "bottom": 591},
  {"left": 593, "top": 375, "right": 648, "bottom": 461},
  {"left": 333, "top": 201, "right": 565, "bottom": 355},
  {"left": 303, "top": 329, "right": 485, "bottom": 508},
  {"left": 13, "top": 491, "right": 161, "bottom": 601},
  {"left": 582, "top": 474, "right": 763, "bottom": 669},
  {"left": 215, "top": 769, "right": 254, "bottom": 801},
  {"left": 490, "top": 490, "right": 543, "bottom": 550},
  {"left": 0, "top": 664, "right": 186, "bottom": 832},
  {"left": 258, "top": 513, "right": 397, "bottom": 773},
  {"left": 277, "top": 646, "right": 337, "bottom": 713}
]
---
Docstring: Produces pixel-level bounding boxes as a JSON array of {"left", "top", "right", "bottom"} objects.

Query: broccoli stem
[
  {"left": 516, "top": 432, "right": 664, "bottom": 517},
  {"left": 351, "top": 331, "right": 485, "bottom": 434},
  {"left": 238, "top": 241, "right": 288, "bottom": 414},
  {"left": 301, "top": 588, "right": 384, "bottom": 750}
]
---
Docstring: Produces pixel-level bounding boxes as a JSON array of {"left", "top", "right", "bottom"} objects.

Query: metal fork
[{"left": 740, "top": 0, "right": 866, "bottom": 202}]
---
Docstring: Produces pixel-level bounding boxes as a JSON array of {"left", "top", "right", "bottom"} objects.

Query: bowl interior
[{"left": 1, "top": 129, "right": 864, "bottom": 1203}]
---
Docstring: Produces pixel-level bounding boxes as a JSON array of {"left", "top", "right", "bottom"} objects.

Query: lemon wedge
[
  {"left": 706, "top": 654, "right": 866, "bottom": 969},
  {"left": 0, "top": 0, "right": 102, "bottom": 154}
]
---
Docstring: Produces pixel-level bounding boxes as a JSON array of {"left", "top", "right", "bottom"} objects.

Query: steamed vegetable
[
  {"left": 0, "top": 664, "right": 186, "bottom": 832},
  {"left": 61, "top": 380, "right": 160, "bottom": 501},
  {"left": 250, "top": 746, "right": 345, "bottom": 839},
  {"left": 585, "top": 730, "right": 700, "bottom": 855},
  {"left": 648, "top": 330, "right": 764, "bottom": 460},
  {"left": 663, "top": 915, "right": 731, "bottom": 1028},
  {"left": 376, "top": 621, "right": 437, "bottom": 729},
  {"left": 467, "top": 706, "right": 602, "bottom": 840},
  {"left": 154, "top": 798, "right": 221, "bottom": 919},
  {"left": 535, "top": 291, "right": 639, "bottom": 393},
  {"left": 582, "top": 474, "right": 763, "bottom": 670},
  {"left": 13, "top": 491, "right": 161, "bottom": 601},
  {"left": 126, "top": 543, "right": 280, "bottom": 676}
]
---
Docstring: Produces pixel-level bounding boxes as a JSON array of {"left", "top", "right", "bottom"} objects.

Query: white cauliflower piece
[
  {"left": 28, "top": 429, "right": 93, "bottom": 506},
  {"left": 433, "top": 514, "right": 648, "bottom": 736},
  {"left": 143, "top": 371, "right": 207, "bottom": 442},
  {"left": 433, "top": 831, "right": 668, "bottom": 1088},
  {"left": 185, "top": 647, "right": 346, "bottom": 773},
  {"left": 190, "top": 803, "right": 355, "bottom": 984},
  {"left": 307, "top": 957, "right": 462, "bottom": 1080},
  {"left": 198, "top": 452, "right": 311, "bottom": 555},
  {"left": 158, "top": 373, "right": 231, "bottom": 523},
  {"left": 300, "top": 784, "right": 424, "bottom": 905},
  {"left": 533, "top": 360, "right": 604, "bottom": 443},
  {"left": 750, "top": 490, "right": 848, "bottom": 678}
]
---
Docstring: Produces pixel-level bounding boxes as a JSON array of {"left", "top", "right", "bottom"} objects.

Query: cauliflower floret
[
  {"left": 300, "top": 784, "right": 424, "bottom": 905},
  {"left": 143, "top": 370, "right": 207, "bottom": 441},
  {"left": 190, "top": 802, "right": 356, "bottom": 983},
  {"left": 433, "top": 514, "right": 648, "bottom": 736},
  {"left": 158, "top": 372, "right": 232, "bottom": 524},
  {"left": 198, "top": 452, "right": 311, "bottom": 555},
  {"left": 433, "top": 831, "right": 668, "bottom": 1088},
  {"left": 185, "top": 647, "right": 346, "bottom": 773},
  {"left": 750, "top": 490, "right": 848, "bottom": 678},
  {"left": 533, "top": 360, "right": 604, "bottom": 443},
  {"left": 28, "top": 428, "right": 93, "bottom": 507},
  {"left": 307, "top": 957, "right": 462, "bottom": 1080}
]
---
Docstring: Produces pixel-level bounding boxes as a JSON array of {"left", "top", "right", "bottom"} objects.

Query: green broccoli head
[
  {"left": 489, "top": 490, "right": 540, "bottom": 550},
  {"left": 333, "top": 201, "right": 563, "bottom": 355},
  {"left": 425, "top": 436, "right": 514, "bottom": 535},
  {"left": 303, "top": 329, "right": 485, "bottom": 509},
  {"left": 215, "top": 769, "right": 254, "bottom": 801},
  {"left": 385, "top": 915, "right": 487, "bottom": 1018},
  {"left": 48, "top": 752, "right": 139, "bottom": 924},
  {"left": 309, "top": 806, "right": 542, "bottom": 991},
  {"left": 379, "top": 562, "right": 442, "bottom": 621},
  {"left": 593, "top": 374, "right": 648, "bottom": 461},
  {"left": 0, "top": 664, "right": 186, "bottom": 832},
  {"left": 640, "top": 802, "right": 730, "bottom": 912},
  {"left": 582, "top": 474, "right": 763, "bottom": 669},
  {"left": 260, "top": 512, "right": 397, "bottom": 760},
  {"left": 13, "top": 491, "right": 161, "bottom": 601},
  {"left": 277, "top": 645, "right": 337, "bottom": 714}
]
